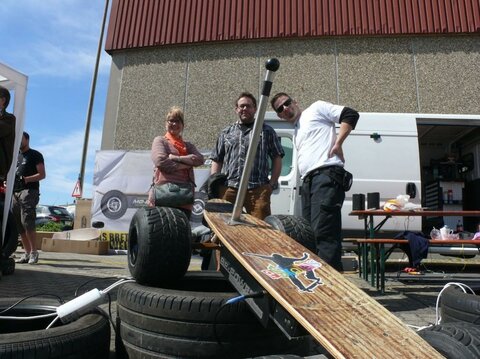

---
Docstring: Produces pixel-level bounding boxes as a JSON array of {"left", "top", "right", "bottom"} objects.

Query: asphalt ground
[{"left": 2, "top": 248, "right": 480, "bottom": 358}]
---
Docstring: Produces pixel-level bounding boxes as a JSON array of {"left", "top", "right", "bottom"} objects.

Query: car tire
[
  {"left": 418, "top": 322, "right": 480, "bottom": 358},
  {"left": 100, "top": 190, "right": 128, "bottom": 219},
  {"left": 264, "top": 215, "right": 316, "bottom": 252},
  {"left": 0, "top": 298, "right": 110, "bottom": 358},
  {"left": 116, "top": 272, "right": 310, "bottom": 359},
  {"left": 128, "top": 206, "right": 192, "bottom": 286},
  {"left": 2, "top": 210, "right": 18, "bottom": 259},
  {"left": 248, "top": 356, "right": 307, "bottom": 359},
  {"left": 440, "top": 285, "right": 480, "bottom": 325},
  {"left": 0, "top": 257, "right": 15, "bottom": 275}
]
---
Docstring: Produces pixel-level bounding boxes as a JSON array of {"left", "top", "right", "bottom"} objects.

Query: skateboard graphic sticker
[{"left": 243, "top": 252, "right": 323, "bottom": 293}]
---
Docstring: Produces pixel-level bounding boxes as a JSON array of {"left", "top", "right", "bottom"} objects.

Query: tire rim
[
  {"left": 129, "top": 225, "right": 138, "bottom": 266},
  {"left": 106, "top": 197, "right": 122, "bottom": 214}
]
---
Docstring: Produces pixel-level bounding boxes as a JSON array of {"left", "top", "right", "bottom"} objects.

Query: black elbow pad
[{"left": 340, "top": 107, "right": 359, "bottom": 129}]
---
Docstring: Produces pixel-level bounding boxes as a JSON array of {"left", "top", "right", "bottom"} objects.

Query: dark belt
[{"left": 304, "top": 165, "right": 340, "bottom": 182}]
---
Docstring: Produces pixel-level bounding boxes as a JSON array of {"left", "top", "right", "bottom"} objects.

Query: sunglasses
[{"left": 274, "top": 98, "right": 292, "bottom": 114}]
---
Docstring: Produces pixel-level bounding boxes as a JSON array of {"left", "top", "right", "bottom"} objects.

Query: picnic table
[{"left": 349, "top": 210, "right": 480, "bottom": 293}]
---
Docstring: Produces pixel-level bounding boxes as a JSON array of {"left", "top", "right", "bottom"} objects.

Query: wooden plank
[{"left": 204, "top": 210, "right": 443, "bottom": 359}]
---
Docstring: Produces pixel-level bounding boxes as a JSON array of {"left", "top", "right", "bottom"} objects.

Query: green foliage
[{"left": 36, "top": 221, "right": 63, "bottom": 232}]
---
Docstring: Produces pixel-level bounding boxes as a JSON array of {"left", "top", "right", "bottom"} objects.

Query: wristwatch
[{"left": 269, "top": 182, "right": 278, "bottom": 190}]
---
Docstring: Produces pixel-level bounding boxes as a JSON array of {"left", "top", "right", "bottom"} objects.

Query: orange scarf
[{"left": 165, "top": 132, "right": 188, "bottom": 156}]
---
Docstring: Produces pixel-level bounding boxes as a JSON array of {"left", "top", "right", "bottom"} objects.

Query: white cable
[
  {"left": 434, "top": 282, "right": 475, "bottom": 325},
  {"left": 46, "top": 315, "right": 60, "bottom": 330},
  {"left": 0, "top": 312, "right": 57, "bottom": 320},
  {"left": 102, "top": 278, "right": 136, "bottom": 294},
  {"left": 1, "top": 279, "right": 136, "bottom": 324}
]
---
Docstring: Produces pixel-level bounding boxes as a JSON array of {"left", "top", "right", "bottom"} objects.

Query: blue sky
[{"left": 1, "top": 0, "right": 111, "bottom": 205}]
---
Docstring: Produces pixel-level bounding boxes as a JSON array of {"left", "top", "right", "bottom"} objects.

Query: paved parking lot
[{"left": 2, "top": 248, "right": 480, "bottom": 357}]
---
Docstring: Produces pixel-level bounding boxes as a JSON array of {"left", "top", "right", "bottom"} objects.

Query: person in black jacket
[{"left": 0, "top": 86, "right": 16, "bottom": 182}]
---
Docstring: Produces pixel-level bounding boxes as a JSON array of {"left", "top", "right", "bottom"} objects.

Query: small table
[{"left": 349, "top": 210, "right": 480, "bottom": 293}]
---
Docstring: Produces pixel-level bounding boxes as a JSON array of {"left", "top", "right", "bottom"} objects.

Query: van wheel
[
  {"left": 264, "top": 215, "right": 316, "bottom": 252},
  {"left": 0, "top": 298, "right": 110, "bottom": 358},
  {"left": 116, "top": 272, "right": 310, "bottom": 359},
  {"left": 2, "top": 210, "right": 18, "bottom": 258},
  {"left": 100, "top": 190, "right": 128, "bottom": 219},
  {"left": 418, "top": 322, "right": 480, "bottom": 358},
  {"left": 128, "top": 206, "right": 191, "bottom": 286},
  {"left": 440, "top": 285, "right": 480, "bottom": 325}
]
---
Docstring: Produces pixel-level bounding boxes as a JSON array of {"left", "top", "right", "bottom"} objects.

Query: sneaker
[
  {"left": 15, "top": 253, "right": 30, "bottom": 264},
  {"left": 28, "top": 252, "right": 39, "bottom": 264}
]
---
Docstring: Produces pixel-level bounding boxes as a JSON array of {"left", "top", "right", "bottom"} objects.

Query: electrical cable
[
  {"left": 0, "top": 294, "right": 64, "bottom": 315},
  {"left": 74, "top": 276, "right": 133, "bottom": 297},
  {"left": 213, "top": 291, "right": 267, "bottom": 347},
  {"left": 0, "top": 278, "right": 136, "bottom": 324},
  {"left": 46, "top": 315, "right": 60, "bottom": 330},
  {"left": 434, "top": 282, "right": 475, "bottom": 325},
  {"left": 225, "top": 290, "right": 267, "bottom": 304},
  {"left": 102, "top": 278, "right": 136, "bottom": 293},
  {"left": 0, "top": 312, "right": 57, "bottom": 320}
]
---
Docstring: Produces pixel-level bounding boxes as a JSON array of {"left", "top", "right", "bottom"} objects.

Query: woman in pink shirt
[{"left": 148, "top": 106, "right": 204, "bottom": 217}]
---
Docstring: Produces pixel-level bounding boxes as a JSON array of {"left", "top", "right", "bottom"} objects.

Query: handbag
[{"left": 154, "top": 182, "right": 194, "bottom": 207}]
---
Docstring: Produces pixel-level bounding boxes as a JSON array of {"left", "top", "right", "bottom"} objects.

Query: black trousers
[{"left": 302, "top": 168, "right": 345, "bottom": 271}]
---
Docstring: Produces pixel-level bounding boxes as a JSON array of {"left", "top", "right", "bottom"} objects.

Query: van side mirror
[{"left": 406, "top": 182, "right": 416, "bottom": 199}]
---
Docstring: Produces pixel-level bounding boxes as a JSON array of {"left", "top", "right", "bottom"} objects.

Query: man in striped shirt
[{"left": 210, "top": 92, "right": 284, "bottom": 219}]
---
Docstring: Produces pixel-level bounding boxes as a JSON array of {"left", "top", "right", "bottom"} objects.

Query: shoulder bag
[{"left": 153, "top": 182, "right": 194, "bottom": 207}]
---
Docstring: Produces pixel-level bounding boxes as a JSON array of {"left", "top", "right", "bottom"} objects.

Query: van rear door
[
  {"left": 343, "top": 113, "right": 422, "bottom": 234},
  {"left": 265, "top": 116, "right": 301, "bottom": 216}
]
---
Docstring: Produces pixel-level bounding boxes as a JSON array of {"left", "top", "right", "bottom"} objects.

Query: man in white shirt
[{"left": 271, "top": 92, "right": 359, "bottom": 271}]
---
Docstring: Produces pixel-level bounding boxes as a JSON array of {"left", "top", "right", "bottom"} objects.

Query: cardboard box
[
  {"left": 34, "top": 231, "right": 55, "bottom": 250},
  {"left": 41, "top": 238, "right": 109, "bottom": 255}
]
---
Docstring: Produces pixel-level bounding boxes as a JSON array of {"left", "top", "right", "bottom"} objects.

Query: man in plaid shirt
[{"left": 210, "top": 92, "right": 284, "bottom": 219}]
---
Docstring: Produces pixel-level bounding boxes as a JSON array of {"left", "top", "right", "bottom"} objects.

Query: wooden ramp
[{"left": 204, "top": 210, "right": 443, "bottom": 359}]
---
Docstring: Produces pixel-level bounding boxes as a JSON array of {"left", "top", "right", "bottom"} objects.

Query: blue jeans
[{"left": 302, "top": 170, "right": 345, "bottom": 271}]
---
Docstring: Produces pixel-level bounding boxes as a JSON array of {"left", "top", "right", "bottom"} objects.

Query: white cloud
[
  {"left": 36, "top": 127, "right": 102, "bottom": 205},
  {"left": 1, "top": 0, "right": 111, "bottom": 79}
]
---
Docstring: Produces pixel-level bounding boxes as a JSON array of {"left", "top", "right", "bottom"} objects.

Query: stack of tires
[
  {"left": 417, "top": 285, "right": 480, "bottom": 358},
  {"left": 117, "top": 207, "right": 312, "bottom": 358},
  {"left": 0, "top": 298, "right": 110, "bottom": 358}
]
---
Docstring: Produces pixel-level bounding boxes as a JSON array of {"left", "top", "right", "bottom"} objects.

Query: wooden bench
[{"left": 353, "top": 238, "right": 480, "bottom": 293}]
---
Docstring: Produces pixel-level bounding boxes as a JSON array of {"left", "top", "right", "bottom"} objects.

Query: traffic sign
[{"left": 72, "top": 179, "right": 82, "bottom": 198}]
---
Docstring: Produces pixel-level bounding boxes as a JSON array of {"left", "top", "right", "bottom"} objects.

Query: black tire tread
[
  {"left": 128, "top": 206, "right": 191, "bottom": 286},
  {"left": 117, "top": 273, "right": 256, "bottom": 323},
  {"left": 0, "top": 298, "right": 110, "bottom": 359},
  {"left": 264, "top": 215, "right": 316, "bottom": 252},
  {"left": 117, "top": 272, "right": 310, "bottom": 358},
  {"left": 418, "top": 322, "right": 480, "bottom": 358},
  {"left": 440, "top": 286, "right": 480, "bottom": 325}
]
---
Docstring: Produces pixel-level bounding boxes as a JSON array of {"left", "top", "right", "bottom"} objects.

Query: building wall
[{"left": 102, "top": 34, "right": 480, "bottom": 152}]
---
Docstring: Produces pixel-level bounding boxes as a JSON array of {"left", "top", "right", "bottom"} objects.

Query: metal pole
[
  {"left": 231, "top": 58, "right": 280, "bottom": 222},
  {"left": 79, "top": 0, "right": 110, "bottom": 197}
]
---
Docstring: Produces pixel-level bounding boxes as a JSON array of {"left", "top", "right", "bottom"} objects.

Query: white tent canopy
[{"left": 1, "top": 62, "right": 27, "bottom": 243}]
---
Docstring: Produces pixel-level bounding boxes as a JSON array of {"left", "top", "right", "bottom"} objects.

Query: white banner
[{"left": 92, "top": 150, "right": 210, "bottom": 250}]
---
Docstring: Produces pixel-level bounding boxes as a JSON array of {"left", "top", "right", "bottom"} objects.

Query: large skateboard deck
[{"left": 203, "top": 209, "right": 442, "bottom": 359}]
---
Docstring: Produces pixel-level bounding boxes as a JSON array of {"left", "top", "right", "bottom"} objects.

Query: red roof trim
[{"left": 106, "top": 0, "right": 480, "bottom": 52}]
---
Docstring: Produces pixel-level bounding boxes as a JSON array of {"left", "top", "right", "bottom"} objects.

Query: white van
[{"left": 266, "top": 111, "right": 480, "bottom": 237}]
